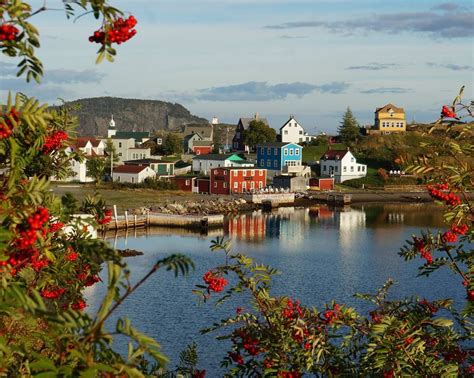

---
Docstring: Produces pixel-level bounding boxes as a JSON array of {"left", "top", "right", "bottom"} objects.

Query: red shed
[
  {"left": 171, "top": 176, "right": 197, "bottom": 192},
  {"left": 192, "top": 141, "right": 213, "bottom": 155},
  {"left": 196, "top": 177, "right": 210, "bottom": 194},
  {"left": 309, "top": 177, "right": 334, "bottom": 190},
  {"left": 210, "top": 167, "right": 266, "bottom": 195}
]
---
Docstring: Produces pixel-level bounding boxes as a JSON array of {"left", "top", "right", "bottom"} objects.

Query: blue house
[{"left": 256, "top": 142, "right": 303, "bottom": 172}]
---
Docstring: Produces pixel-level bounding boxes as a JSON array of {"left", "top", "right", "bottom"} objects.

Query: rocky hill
[{"left": 66, "top": 97, "right": 208, "bottom": 136}]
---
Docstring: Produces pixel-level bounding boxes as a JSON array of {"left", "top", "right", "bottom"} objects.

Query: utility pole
[{"left": 110, "top": 150, "right": 113, "bottom": 179}]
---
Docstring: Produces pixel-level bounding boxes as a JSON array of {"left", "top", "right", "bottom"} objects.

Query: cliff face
[{"left": 67, "top": 97, "right": 208, "bottom": 136}]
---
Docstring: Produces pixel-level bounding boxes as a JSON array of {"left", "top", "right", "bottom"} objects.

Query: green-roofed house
[{"left": 192, "top": 153, "right": 254, "bottom": 175}]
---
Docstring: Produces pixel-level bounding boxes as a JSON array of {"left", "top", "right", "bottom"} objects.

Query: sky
[{"left": 1, "top": 0, "right": 473, "bottom": 133}]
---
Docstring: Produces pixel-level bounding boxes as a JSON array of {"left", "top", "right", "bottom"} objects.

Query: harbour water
[{"left": 85, "top": 204, "right": 465, "bottom": 373}]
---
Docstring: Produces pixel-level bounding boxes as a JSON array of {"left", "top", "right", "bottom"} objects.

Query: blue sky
[{"left": 1, "top": 0, "right": 473, "bottom": 133}]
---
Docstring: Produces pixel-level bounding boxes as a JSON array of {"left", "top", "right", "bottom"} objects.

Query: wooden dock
[{"left": 107, "top": 206, "right": 224, "bottom": 231}]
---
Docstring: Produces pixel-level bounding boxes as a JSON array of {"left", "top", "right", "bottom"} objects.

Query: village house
[
  {"left": 191, "top": 140, "right": 213, "bottom": 155},
  {"left": 66, "top": 138, "right": 105, "bottom": 182},
  {"left": 210, "top": 167, "right": 267, "bottom": 195},
  {"left": 232, "top": 113, "right": 269, "bottom": 152},
  {"left": 109, "top": 137, "right": 151, "bottom": 163},
  {"left": 192, "top": 153, "right": 254, "bottom": 175},
  {"left": 279, "top": 115, "right": 316, "bottom": 144},
  {"left": 319, "top": 149, "right": 367, "bottom": 183},
  {"left": 123, "top": 158, "right": 176, "bottom": 177},
  {"left": 374, "top": 104, "right": 406, "bottom": 133},
  {"left": 112, "top": 165, "right": 156, "bottom": 184},
  {"left": 256, "top": 142, "right": 303, "bottom": 178},
  {"left": 170, "top": 176, "right": 199, "bottom": 193}
]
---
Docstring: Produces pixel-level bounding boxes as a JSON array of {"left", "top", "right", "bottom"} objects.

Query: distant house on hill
[
  {"left": 279, "top": 116, "right": 316, "bottom": 144},
  {"left": 319, "top": 149, "right": 366, "bottom": 183},
  {"left": 374, "top": 104, "right": 406, "bottom": 133},
  {"left": 232, "top": 113, "right": 269, "bottom": 152},
  {"left": 192, "top": 153, "right": 254, "bottom": 175},
  {"left": 183, "top": 124, "right": 213, "bottom": 141}
]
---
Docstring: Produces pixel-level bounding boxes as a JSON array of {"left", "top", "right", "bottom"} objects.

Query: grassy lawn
[
  {"left": 51, "top": 184, "right": 199, "bottom": 212},
  {"left": 302, "top": 144, "right": 346, "bottom": 163}
]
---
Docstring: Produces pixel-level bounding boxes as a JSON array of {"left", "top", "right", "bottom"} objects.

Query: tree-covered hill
[{"left": 65, "top": 97, "right": 208, "bottom": 136}]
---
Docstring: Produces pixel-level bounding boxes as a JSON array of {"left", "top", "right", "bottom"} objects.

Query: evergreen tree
[{"left": 338, "top": 107, "right": 360, "bottom": 143}]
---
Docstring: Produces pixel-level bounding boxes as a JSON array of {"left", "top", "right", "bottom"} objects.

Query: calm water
[{"left": 85, "top": 204, "right": 465, "bottom": 373}]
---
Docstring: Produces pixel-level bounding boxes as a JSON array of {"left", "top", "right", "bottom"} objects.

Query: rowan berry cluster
[
  {"left": 89, "top": 16, "right": 137, "bottom": 45},
  {"left": 49, "top": 222, "right": 64, "bottom": 233},
  {"left": 41, "top": 287, "right": 66, "bottom": 299},
  {"left": 323, "top": 303, "right": 340, "bottom": 324},
  {"left": 0, "top": 107, "right": 20, "bottom": 140},
  {"left": 441, "top": 105, "right": 457, "bottom": 118},
  {"left": 277, "top": 371, "right": 302, "bottom": 378},
  {"left": 96, "top": 209, "right": 113, "bottom": 225},
  {"left": 71, "top": 300, "right": 87, "bottom": 310},
  {"left": 43, "top": 130, "right": 68, "bottom": 154},
  {"left": 442, "top": 223, "right": 468, "bottom": 243},
  {"left": 427, "top": 183, "right": 462, "bottom": 206},
  {"left": 413, "top": 237, "right": 433, "bottom": 264},
  {"left": 282, "top": 298, "right": 303, "bottom": 319},
  {"left": 203, "top": 270, "right": 228, "bottom": 293},
  {"left": 0, "top": 23, "right": 19, "bottom": 41}
]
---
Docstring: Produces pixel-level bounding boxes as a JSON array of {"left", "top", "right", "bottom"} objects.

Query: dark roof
[
  {"left": 375, "top": 104, "right": 405, "bottom": 113},
  {"left": 183, "top": 124, "right": 213, "bottom": 139},
  {"left": 320, "top": 150, "right": 349, "bottom": 160},
  {"left": 113, "top": 165, "right": 149, "bottom": 174},
  {"left": 238, "top": 117, "right": 269, "bottom": 129},
  {"left": 175, "top": 160, "right": 192, "bottom": 168},
  {"left": 193, "top": 153, "right": 242, "bottom": 161},
  {"left": 113, "top": 131, "right": 150, "bottom": 139}
]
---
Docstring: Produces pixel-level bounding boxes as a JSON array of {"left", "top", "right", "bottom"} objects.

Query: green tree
[
  {"left": 86, "top": 156, "right": 107, "bottom": 186},
  {"left": 338, "top": 107, "right": 360, "bottom": 143},
  {"left": 162, "top": 133, "right": 183, "bottom": 155},
  {"left": 243, "top": 120, "right": 277, "bottom": 148}
]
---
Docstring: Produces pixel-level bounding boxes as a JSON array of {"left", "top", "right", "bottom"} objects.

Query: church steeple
[{"left": 107, "top": 115, "right": 117, "bottom": 138}]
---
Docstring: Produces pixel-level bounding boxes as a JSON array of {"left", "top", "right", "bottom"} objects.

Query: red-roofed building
[{"left": 112, "top": 165, "right": 156, "bottom": 183}]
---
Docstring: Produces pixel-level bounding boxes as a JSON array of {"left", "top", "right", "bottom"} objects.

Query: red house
[
  {"left": 192, "top": 141, "right": 213, "bottom": 155},
  {"left": 171, "top": 176, "right": 197, "bottom": 192},
  {"left": 210, "top": 167, "right": 266, "bottom": 195}
]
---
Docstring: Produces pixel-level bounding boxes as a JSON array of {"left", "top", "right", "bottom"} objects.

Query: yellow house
[{"left": 374, "top": 104, "right": 406, "bottom": 133}]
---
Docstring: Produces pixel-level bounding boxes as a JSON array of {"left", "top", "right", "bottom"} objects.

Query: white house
[
  {"left": 66, "top": 138, "right": 106, "bottom": 182},
  {"left": 319, "top": 149, "right": 367, "bottom": 183},
  {"left": 112, "top": 165, "right": 156, "bottom": 184},
  {"left": 192, "top": 153, "right": 254, "bottom": 175},
  {"left": 108, "top": 137, "right": 151, "bottom": 163},
  {"left": 280, "top": 116, "right": 316, "bottom": 144}
]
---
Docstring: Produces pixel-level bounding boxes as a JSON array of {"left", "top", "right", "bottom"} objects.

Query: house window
[
  {"left": 233, "top": 170, "right": 238, "bottom": 177},
  {"left": 260, "top": 159, "right": 264, "bottom": 166},
  {"left": 284, "top": 130, "right": 288, "bottom": 135},
  {"left": 250, "top": 182, "right": 255, "bottom": 189},
  {"left": 223, "top": 182, "right": 227, "bottom": 188},
  {"left": 224, "top": 170, "right": 227, "bottom": 175},
  {"left": 242, "top": 182, "right": 247, "bottom": 191},
  {"left": 251, "top": 170, "right": 255, "bottom": 176},
  {"left": 284, "top": 149, "right": 288, "bottom": 156},
  {"left": 259, "top": 182, "right": 263, "bottom": 189},
  {"left": 131, "top": 177, "right": 135, "bottom": 183},
  {"left": 214, "top": 182, "right": 217, "bottom": 188},
  {"left": 362, "top": 166, "right": 365, "bottom": 171},
  {"left": 119, "top": 152, "right": 122, "bottom": 157},
  {"left": 351, "top": 158, "right": 354, "bottom": 162},
  {"left": 343, "top": 166, "right": 347, "bottom": 172},
  {"left": 295, "top": 149, "right": 300, "bottom": 155},
  {"left": 350, "top": 166, "right": 354, "bottom": 172},
  {"left": 234, "top": 182, "right": 238, "bottom": 189},
  {"left": 358, "top": 166, "right": 361, "bottom": 172},
  {"left": 289, "top": 149, "right": 293, "bottom": 156},
  {"left": 119, "top": 142, "right": 122, "bottom": 148},
  {"left": 243, "top": 170, "right": 247, "bottom": 176},
  {"left": 335, "top": 166, "right": 338, "bottom": 172},
  {"left": 299, "top": 130, "right": 303, "bottom": 135},
  {"left": 267, "top": 160, "right": 271, "bottom": 167},
  {"left": 274, "top": 160, "right": 278, "bottom": 168},
  {"left": 323, "top": 166, "right": 327, "bottom": 172},
  {"left": 259, "top": 170, "right": 263, "bottom": 176},
  {"left": 267, "top": 147, "right": 271, "bottom": 155}
]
